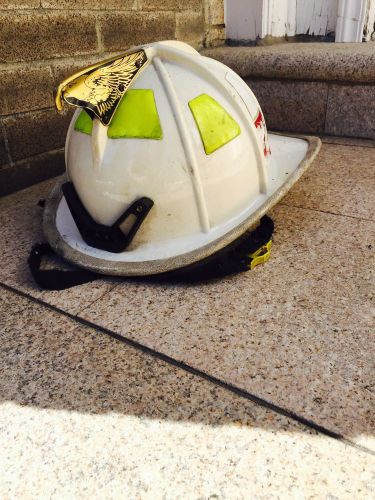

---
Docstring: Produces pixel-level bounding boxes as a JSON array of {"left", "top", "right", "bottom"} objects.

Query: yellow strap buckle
[{"left": 249, "top": 239, "right": 272, "bottom": 270}]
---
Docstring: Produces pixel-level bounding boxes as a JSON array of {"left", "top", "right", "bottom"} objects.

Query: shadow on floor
[
  {"left": 1, "top": 293, "right": 304, "bottom": 434},
  {"left": 0, "top": 280, "right": 373, "bottom": 443}
]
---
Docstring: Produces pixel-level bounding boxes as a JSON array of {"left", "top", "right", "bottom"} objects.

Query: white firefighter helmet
[{"left": 44, "top": 40, "right": 320, "bottom": 277}]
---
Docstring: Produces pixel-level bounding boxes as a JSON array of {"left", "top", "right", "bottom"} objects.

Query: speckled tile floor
[
  {"left": 0, "top": 141, "right": 374, "bottom": 497},
  {"left": 0, "top": 178, "right": 119, "bottom": 314}
]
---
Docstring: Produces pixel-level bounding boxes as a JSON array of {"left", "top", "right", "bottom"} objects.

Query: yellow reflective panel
[
  {"left": 189, "top": 94, "right": 241, "bottom": 155},
  {"left": 74, "top": 110, "right": 93, "bottom": 135},
  {"left": 107, "top": 89, "right": 162, "bottom": 139}
]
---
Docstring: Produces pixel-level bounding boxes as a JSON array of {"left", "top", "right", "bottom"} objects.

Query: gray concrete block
[
  {"left": 0, "top": 66, "right": 55, "bottom": 116},
  {"left": 138, "top": 0, "right": 202, "bottom": 10},
  {"left": 246, "top": 79, "right": 329, "bottom": 134},
  {"left": 41, "top": 0, "right": 136, "bottom": 8},
  {"left": 176, "top": 11, "right": 205, "bottom": 45},
  {"left": 0, "top": 13, "right": 98, "bottom": 63},
  {"left": 0, "top": 127, "right": 10, "bottom": 168},
  {"left": 0, "top": 149, "right": 65, "bottom": 197},
  {"left": 202, "top": 43, "right": 375, "bottom": 84},
  {"left": 3, "top": 109, "right": 72, "bottom": 162},
  {"left": 99, "top": 12, "right": 176, "bottom": 52},
  {"left": 325, "top": 84, "right": 375, "bottom": 140}
]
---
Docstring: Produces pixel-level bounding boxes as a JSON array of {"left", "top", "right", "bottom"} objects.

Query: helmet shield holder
[
  {"left": 35, "top": 41, "right": 321, "bottom": 286},
  {"left": 61, "top": 182, "right": 154, "bottom": 253}
]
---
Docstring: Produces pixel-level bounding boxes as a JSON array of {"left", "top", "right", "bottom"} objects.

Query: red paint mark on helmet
[{"left": 254, "top": 110, "right": 263, "bottom": 129}]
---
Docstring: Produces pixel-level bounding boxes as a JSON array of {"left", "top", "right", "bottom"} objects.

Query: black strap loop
[
  {"left": 28, "top": 243, "right": 98, "bottom": 290},
  {"left": 162, "top": 215, "right": 274, "bottom": 283},
  {"left": 28, "top": 216, "right": 274, "bottom": 290}
]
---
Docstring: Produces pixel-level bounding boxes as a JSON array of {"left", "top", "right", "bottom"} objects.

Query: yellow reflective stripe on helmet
[
  {"left": 188, "top": 94, "right": 241, "bottom": 155},
  {"left": 74, "top": 110, "right": 93, "bottom": 135},
  {"left": 107, "top": 89, "right": 162, "bottom": 140}
]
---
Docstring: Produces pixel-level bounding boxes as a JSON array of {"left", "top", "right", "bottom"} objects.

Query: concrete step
[{"left": 202, "top": 42, "right": 375, "bottom": 141}]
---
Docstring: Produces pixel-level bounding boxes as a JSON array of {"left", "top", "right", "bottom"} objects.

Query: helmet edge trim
[{"left": 43, "top": 134, "right": 321, "bottom": 277}]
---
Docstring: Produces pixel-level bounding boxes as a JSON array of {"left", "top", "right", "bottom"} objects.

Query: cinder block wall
[{"left": 0, "top": 0, "right": 225, "bottom": 196}]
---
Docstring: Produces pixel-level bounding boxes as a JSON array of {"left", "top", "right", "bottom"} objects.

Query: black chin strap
[
  {"left": 28, "top": 244, "right": 99, "bottom": 290},
  {"left": 164, "top": 215, "right": 274, "bottom": 283},
  {"left": 28, "top": 216, "right": 274, "bottom": 290}
]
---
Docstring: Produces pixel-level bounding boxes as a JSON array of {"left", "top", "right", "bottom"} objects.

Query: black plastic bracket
[{"left": 61, "top": 182, "right": 154, "bottom": 253}]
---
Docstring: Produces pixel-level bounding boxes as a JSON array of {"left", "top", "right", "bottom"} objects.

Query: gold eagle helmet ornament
[{"left": 55, "top": 49, "right": 148, "bottom": 126}]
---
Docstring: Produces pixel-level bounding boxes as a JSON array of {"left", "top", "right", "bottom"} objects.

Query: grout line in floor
[
  {"left": 322, "top": 142, "right": 375, "bottom": 149},
  {"left": 1, "top": 281, "right": 374, "bottom": 458},
  {"left": 279, "top": 203, "right": 375, "bottom": 223},
  {"left": 320, "top": 138, "right": 375, "bottom": 149}
]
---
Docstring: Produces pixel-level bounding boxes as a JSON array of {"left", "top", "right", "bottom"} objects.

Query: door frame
[{"left": 224, "top": 0, "right": 371, "bottom": 42}]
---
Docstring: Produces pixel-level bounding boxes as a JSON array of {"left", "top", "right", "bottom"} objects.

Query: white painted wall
[
  {"left": 296, "top": 0, "right": 338, "bottom": 36},
  {"left": 224, "top": 0, "right": 264, "bottom": 41},
  {"left": 364, "top": 0, "right": 375, "bottom": 40},
  {"left": 335, "top": 0, "right": 368, "bottom": 41},
  {"left": 268, "top": 0, "right": 297, "bottom": 37},
  {"left": 268, "top": 0, "right": 338, "bottom": 37},
  {"left": 225, "top": 0, "right": 373, "bottom": 41}
]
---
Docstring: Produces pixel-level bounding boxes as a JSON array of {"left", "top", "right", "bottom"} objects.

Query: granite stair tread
[{"left": 202, "top": 42, "right": 375, "bottom": 83}]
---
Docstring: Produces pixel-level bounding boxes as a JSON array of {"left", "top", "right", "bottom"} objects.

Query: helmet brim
[{"left": 43, "top": 133, "right": 321, "bottom": 276}]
